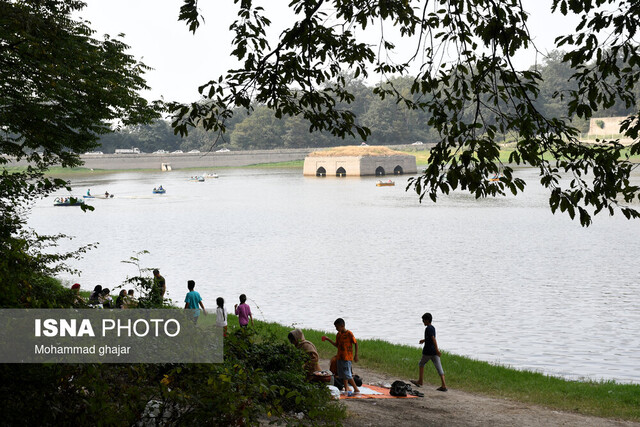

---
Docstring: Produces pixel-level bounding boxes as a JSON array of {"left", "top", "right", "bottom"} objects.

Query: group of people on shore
[
  {"left": 78, "top": 284, "right": 137, "bottom": 309},
  {"left": 182, "top": 279, "right": 254, "bottom": 337},
  {"left": 74, "top": 272, "right": 447, "bottom": 393},
  {"left": 288, "top": 314, "right": 448, "bottom": 395}
]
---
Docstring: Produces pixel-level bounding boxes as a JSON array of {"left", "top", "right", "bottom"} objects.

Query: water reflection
[{"left": 28, "top": 167, "right": 640, "bottom": 383}]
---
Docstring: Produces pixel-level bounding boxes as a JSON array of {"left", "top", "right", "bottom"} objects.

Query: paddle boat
[
  {"left": 189, "top": 175, "right": 205, "bottom": 182},
  {"left": 84, "top": 193, "right": 114, "bottom": 199},
  {"left": 488, "top": 173, "right": 503, "bottom": 182},
  {"left": 203, "top": 173, "right": 218, "bottom": 179},
  {"left": 376, "top": 180, "right": 395, "bottom": 187},
  {"left": 54, "top": 197, "right": 85, "bottom": 206},
  {"left": 153, "top": 186, "right": 166, "bottom": 194}
]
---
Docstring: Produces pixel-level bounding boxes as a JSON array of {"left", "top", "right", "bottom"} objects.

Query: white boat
[
  {"left": 203, "top": 173, "right": 218, "bottom": 179},
  {"left": 54, "top": 197, "right": 85, "bottom": 206}
]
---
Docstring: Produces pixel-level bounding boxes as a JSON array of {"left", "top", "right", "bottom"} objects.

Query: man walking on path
[{"left": 411, "top": 312, "right": 447, "bottom": 392}]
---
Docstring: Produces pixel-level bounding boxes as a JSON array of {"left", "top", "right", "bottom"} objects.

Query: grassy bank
[
  {"left": 199, "top": 316, "right": 639, "bottom": 422},
  {"left": 246, "top": 160, "right": 304, "bottom": 168},
  {"left": 402, "top": 147, "right": 640, "bottom": 166}
]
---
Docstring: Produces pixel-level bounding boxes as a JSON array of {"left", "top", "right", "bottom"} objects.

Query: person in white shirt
[{"left": 216, "top": 297, "right": 228, "bottom": 337}]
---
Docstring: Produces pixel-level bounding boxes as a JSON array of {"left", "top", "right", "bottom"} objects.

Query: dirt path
[{"left": 323, "top": 361, "right": 638, "bottom": 427}]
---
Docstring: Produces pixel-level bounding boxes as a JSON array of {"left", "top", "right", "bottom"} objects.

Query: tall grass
[{"left": 199, "top": 315, "right": 639, "bottom": 421}]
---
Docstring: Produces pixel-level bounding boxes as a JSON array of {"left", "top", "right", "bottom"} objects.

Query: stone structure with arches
[{"left": 303, "top": 146, "right": 417, "bottom": 177}]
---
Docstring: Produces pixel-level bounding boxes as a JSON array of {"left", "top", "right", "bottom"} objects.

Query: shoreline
[
  {"left": 196, "top": 317, "right": 640, "bottom": 422},
  {"left": 72, "top": 290, "right": 639, "bottom": 422}
]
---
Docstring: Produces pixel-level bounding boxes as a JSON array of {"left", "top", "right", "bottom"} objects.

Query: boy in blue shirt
[
  {"left": 184, "top": 280, "right": 206, "bottom": 323},
  {"left": 411, "top": 312, "right": 447, "bottom": 391}
]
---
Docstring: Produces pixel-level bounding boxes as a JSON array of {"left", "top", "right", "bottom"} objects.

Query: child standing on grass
[
  {"left": 324, "top": 318, "right": 360, "bottom": 395},
  {"left": 184, "top": 280, "right": 206, "bottom": 323},
  {"left": 411, "top": 312, "right": 447, "bottom": 392},
  {"left": 234, "top": 294, "right": 253, "bottom": 328},
  {"left": 216, "top": 297, "right": 228, "bottom": 336}
]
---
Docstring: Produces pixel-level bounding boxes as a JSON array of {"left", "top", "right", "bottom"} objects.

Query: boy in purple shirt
[{"left": 234, "top": 293, "right": 253, "bottom": 327}]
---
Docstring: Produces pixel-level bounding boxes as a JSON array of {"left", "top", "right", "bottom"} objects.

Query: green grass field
[
  {"left": 401, "top": 147, "right": 640, "bottom": 166},
  {"left": 195, "top": 315, "right": 640, "bottom": 422},
  {"left": 246, "top": 160, "right": 305, "bottom": 168}
]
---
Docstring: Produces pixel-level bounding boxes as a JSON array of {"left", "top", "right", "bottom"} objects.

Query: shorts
[
  {"left": 336, "top": 359, "right": 353, "bottom": 380},
  {"left": 419, "top": 354, "right": 444, "bottom": 376}
]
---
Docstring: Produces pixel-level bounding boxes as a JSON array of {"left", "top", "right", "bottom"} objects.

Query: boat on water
[
  {"left": 376, "top": 180, "right": 395, "bottom": 187},
  {"left": 54, "top": 197, "right": 85, "bottom": 206},
  {"left": 203, "top": 173, "right": 218, "bottom": 179},
  {"left": 153, "top": 187, "right": 166, "bottom": 194},
  {"left": 83, "top": 194, "right": 114, "bottom": 199},
  {"left": 189, "top": 175, "right": 205, "bottom": 182},
  {"left": 488, "top": 173, "right": 503, "bottom": 182}
]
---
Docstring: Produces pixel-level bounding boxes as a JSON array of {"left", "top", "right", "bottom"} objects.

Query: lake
[{"left": 28, "top": 167, "right": 640, "bottom": 383}]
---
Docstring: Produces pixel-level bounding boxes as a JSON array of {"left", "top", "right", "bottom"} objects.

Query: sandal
[
  {"left": 436, "top": 386, "right": 448, "bottom": 392},
  {"left": 410, "top": 380, "right": 422, "bottom": 388}
]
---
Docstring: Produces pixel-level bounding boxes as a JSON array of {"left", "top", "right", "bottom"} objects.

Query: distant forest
[{"left": 97, "top": 51, "right": 639, "bottom": 153}]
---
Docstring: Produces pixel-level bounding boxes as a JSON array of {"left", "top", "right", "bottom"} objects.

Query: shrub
[{"left": 0, "top": 325, "right": 345, "bottom": 426}]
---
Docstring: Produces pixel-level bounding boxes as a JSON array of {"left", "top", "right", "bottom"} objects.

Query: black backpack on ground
[
  {"left": 334, "top": 373, "right": 363, "bottom": 389},
  {"left": 353, "top": 374, "right": 363, "bottom": 387},
  {"left": 390, "top": 380, "right": 411, "bottom": 397}
]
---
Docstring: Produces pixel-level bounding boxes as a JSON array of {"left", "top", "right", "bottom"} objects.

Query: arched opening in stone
[
  {"left": 375, "top": 166, "right": 386, "bottom": 176},
  {"left": 336, "top": 167, "right": 346, "bottom": 177},
  {"left": 316, "top": 167, "right": 326, "bottom": 177},
  {"left": 394, "top": 165, "right": 404, "bottom": 175}
]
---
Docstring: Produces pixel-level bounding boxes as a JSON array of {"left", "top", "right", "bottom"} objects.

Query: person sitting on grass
[
  {"left": 101, "top": 288, "right": 113, "bottom": 309},
  {"left": 89, "top": 285, "right": 102, "bottom": 306},
  {"left": 115, "top": 289, "right": 127, "bottom": 308},
  {"left": 71, "top": 283, "right": 83, "bottom": 305},
  {"left": 124, "top": 289, "right": 137, "bottom": 308},
  {"left": 288, "top": 328, "right": 321, "bottom": 377},
  {"left": 411, "top": 312, "right": 447, "bottom": 392}
]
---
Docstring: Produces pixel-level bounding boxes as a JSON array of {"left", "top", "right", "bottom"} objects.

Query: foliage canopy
[
  {"left": 174, "top": 0, "right": 640, "bottom": 226},
  {"left": 0, "top": 0, "right": 158, "bottom": 297}
]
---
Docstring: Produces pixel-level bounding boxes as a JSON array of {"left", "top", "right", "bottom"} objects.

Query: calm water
[{"left": 28, "top": 168, "right": 640, "bottom": 384}]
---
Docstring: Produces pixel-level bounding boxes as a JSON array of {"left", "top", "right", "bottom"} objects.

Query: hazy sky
[{"left": 76, "top": 1, "right": 579, "bottom": 103}]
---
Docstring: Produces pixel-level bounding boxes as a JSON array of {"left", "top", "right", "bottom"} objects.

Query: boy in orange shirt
[{"left": 325, "top": 318, "right": 360, "bottom": 395}]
